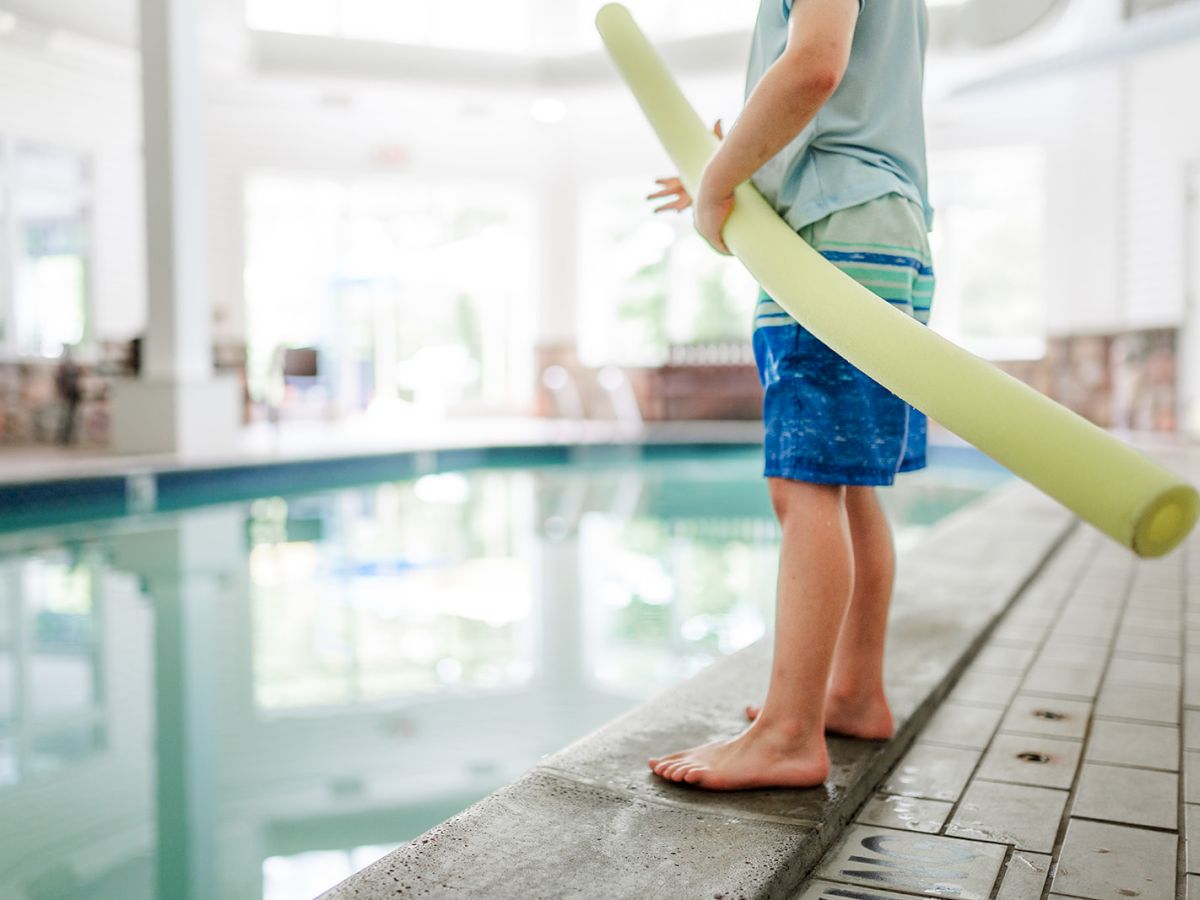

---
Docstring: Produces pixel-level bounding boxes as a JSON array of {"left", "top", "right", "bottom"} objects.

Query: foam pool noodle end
[{"left": 595, "top": 2, "right": 1199, "bottom": 558}]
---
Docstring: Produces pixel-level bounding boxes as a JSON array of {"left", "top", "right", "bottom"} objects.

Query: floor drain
[
  {"left": 1033, "top": 709, "right": 1066, "bottom": 720},
  {"left": 1017, "top": 751, "right": 1051, "bottom": 763}
]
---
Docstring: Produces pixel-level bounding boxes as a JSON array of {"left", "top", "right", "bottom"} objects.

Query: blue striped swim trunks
[{"left": 752, "top": 193, "right": 935, "bottom": 486}]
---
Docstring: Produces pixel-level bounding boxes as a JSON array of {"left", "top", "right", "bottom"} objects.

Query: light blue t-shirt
[{"left": 744, "top": 0, "right": 933, "bottom": 232}]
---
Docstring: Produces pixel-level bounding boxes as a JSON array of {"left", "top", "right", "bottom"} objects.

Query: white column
[
  {"left": 0, "top": 138, "right": 17, "bottom": 357},
  {"left": 112, "top": 0, "right": 239, "bottom": 457},
  {"left": 140, "top": 0, "right": 210, "bottom": 381},
  {"left": 1180, "top": 164, "right": 1200, "bottom": 438},
  {"left": 536, "top": 177, "right": 579, "bottom": 349},
  {"left": 109, "top": 509, "right": 242, "bottom": 900}
]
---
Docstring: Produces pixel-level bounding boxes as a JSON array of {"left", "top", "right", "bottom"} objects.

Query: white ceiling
[
  {"left": 6, "top": 0, "right": 136, "bottom": 46},
  {"left": 6, "top": 0, "right": 1081, "bottom": 56}
]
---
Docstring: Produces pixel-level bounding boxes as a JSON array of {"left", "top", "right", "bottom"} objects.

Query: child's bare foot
[
  {"left": 647, "top": 720, "right": 830, "bottom": 790},
  {"left": 745, "top": 690, "right": 894, "bottom": 741}
]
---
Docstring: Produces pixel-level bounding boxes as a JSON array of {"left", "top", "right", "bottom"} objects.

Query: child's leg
[
  {"left": 745, "top": 484, "right": 895, "bottom": 739},
  {"left": 825, "top": 485, "right": 895, "bottom": 737},
  {"left": 648, "top": 477, "right": 853, "bottom": 790}
]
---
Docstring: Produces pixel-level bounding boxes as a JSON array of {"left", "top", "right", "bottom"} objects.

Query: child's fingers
[
  {"left": 713, "top": 119, "right": 724, "bottom": 139},
  {"left": 646, "top": 186, "right": 678, "bottom": 200},
  {"left": 653, "top": 198, "right": 690, "bottom": 213},
  {"left": 699, "top": 228, "right": 731, "bottom": 254}
]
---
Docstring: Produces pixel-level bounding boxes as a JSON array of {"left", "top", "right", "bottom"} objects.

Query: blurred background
[
  {"left": 0, "top": 0, "right": 1196, "bottom": 461},
  {"left": 3, "top": 2, "right": 1200, "bottom": 898}
]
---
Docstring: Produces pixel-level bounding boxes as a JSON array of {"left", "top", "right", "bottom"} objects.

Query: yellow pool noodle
[{"left": 596, "top": 2, "right": 1198, "bottom": 558}]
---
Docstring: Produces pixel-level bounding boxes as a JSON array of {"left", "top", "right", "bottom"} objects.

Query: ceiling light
[{"left": 530, "top": 97, "right": 567, "bottom": 124}]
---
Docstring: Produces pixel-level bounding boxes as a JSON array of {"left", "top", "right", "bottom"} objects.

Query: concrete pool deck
[{"left": 323, "top": 438, "right": 1200, "bottom": 899}]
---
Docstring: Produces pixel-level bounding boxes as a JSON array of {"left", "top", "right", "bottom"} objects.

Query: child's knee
[{"left": 768, "top": 477, "right": 845, "bottom": 521}]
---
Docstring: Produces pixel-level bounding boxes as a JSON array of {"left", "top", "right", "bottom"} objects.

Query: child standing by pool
[{"left": 645, "top": 0, "right": 934, "bottom": 790}]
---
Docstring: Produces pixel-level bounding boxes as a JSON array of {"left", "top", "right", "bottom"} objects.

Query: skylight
[
  {"left": 245, "top": 0, "right": 535, "bottom": 52},
  {"left": 245, "top": 0, "right": 759, "bottom": 54}
]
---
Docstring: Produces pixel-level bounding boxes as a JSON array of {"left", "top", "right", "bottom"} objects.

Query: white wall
[
  {"left": 0, "top": 40, "right": 145, "bottom": 346},
  {"left": 1124, "top": 38, "right": 1200, "bottom": 330},
  {"left": 929, "top": 29, "right": 1200, "bottom": 340}
]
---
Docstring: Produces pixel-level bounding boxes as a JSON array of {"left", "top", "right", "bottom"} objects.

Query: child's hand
[
  {"left": 645, "top": 120, "right": 725, "bottom": 214},
  {"left": 647, "top": 176, "right": 692, "bottom": 213},
  {"left": 694, "top": 174, "right": 735, "bottom": 256},
  {"left": 694, "top": 118, "right": 735, "bottom": 255}
]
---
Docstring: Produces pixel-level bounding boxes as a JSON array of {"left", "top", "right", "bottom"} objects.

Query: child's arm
[
  {"left": 695, "top": 0, "right": 860, "bottom": 254},
  {"left": 647, "top": 120, "right": 725, "bottom": 213}
]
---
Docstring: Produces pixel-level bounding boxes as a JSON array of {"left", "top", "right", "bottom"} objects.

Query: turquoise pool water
[{"left": 0, "top": 445, "right": 1010, "bottom": 899}]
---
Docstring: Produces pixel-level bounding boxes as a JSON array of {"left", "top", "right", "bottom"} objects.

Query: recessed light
[{"left": 530, "top": 97, "right": 567, "bottom": 124}]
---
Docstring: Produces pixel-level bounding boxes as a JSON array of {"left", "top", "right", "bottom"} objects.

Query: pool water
[{"left": 0, "top": 446, "right": 1010, "bottom": 900}]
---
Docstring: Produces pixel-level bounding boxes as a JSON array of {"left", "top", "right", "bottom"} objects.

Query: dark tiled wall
[{"left": 995, "top": 328, "right": 1178, "bottom": 431}]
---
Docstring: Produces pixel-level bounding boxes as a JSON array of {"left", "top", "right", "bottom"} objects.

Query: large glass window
[
  {"left": 1, "top": 141, "right": 92, "bottom": 358},
  {"left": 927, "top": 146, "right": 1048, "bottom": 360},
  {"left": 245, "top": 0, "right": 534, "bottom": 52},
  {"left": 578, "top": 178, "right": 757, "bottom": 367},
  {"left": 244, "top": 173, "right": 535, "bottom": 420}
]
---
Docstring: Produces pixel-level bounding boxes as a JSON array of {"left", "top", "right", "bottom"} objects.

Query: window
[
  {"left": 927, "top": 146, "right": 1048, "bottom": 360},
  {"left": 577, "top": 178, "right": 757, "bottom": 367},
  {"left": 244, "top": 173, "right": 534, "bottom": 419},
  {"left": 246, "top": 0, "right": 534, "bottom": 53},
  {"left": 575, "top": 0, "right": 758, "bottom": 48},
  {"left": 0, "top": 141, "right": 92, "bottom": 358}
]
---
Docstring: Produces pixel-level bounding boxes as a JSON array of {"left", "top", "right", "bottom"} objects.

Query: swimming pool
[{"left": 0, "top": 444, "right": 1010, "bottom": 900}]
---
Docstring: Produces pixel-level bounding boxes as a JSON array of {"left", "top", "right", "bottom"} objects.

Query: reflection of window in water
[
  {"left": 580, "top": 514, "right": 777, "bottom": 694},
  {"left": 927, "top": 146, "right": 1048, "bottom": 361},
  {"left": 0, "top": 553, "right": 104, "bottom": 786},
  {"left": 250, "top": 475, "right": 537, "bottom": 712},
  {"left": 263, "top": 845, "right": 399, "bottom": 900}
]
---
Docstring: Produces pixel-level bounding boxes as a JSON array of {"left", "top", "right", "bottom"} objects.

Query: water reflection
[
  {"left": 248, "top": 478, "right": 538, "bottom": 711},
  {"left": 0, "top": 450, "right": 1007, "bottom": 899},
  {"left": 0, "top": 547, "right": 105, "bottom": 788}
]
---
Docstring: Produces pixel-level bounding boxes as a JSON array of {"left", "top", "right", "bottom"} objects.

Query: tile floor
[{"left": 797, "top": 509, "right": 1200, "bottom": 899}]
